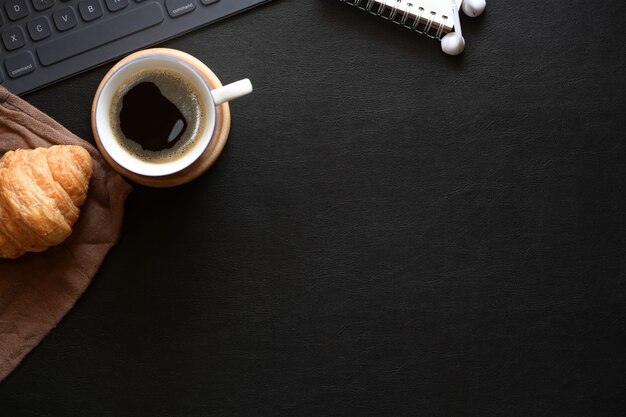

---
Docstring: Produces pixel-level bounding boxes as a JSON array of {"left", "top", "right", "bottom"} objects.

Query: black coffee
[
  {"left": 110, "top": 68, "right": 204, "bottom": 163},
  {"left": 119, "top": 81, "right": 187, "bottom": 152}
]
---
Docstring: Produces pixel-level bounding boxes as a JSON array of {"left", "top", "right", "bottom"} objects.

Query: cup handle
[{"left": 211, "top": 79, "right": 253, "bottom": 106}]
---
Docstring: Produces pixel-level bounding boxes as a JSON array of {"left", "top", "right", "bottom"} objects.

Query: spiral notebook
[{"left": 339, "top": 0, "right": 454, "bottom": 39}]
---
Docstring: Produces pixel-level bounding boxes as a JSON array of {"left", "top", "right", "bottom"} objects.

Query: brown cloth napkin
[{"left": 0, "top": 86, "right": 132, "bottom": 382}]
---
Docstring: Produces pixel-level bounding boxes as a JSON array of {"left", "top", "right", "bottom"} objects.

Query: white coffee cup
[{"left": 92, "top": 48, "right": 252, "bottom": 178}]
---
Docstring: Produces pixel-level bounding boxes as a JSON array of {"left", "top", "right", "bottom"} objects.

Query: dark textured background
[{"left": 1, "top": 1, "right": 626, "bottom": 416}]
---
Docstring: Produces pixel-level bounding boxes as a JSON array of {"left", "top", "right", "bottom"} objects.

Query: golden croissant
[{"left": 0, "top": 145, "right": 93, "bottom": 259}]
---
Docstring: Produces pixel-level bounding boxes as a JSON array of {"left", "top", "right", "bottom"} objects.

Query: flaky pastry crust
[{"left": 0, "top": 145, "right": 93, "bottom": 259}]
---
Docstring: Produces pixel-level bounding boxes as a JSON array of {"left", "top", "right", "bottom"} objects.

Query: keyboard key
[
  {"left": 105, "top": 0, "right": 128, "bottom": 12},
  {"left": 31, "top": 0, "right": 55, "bottom": 12},
  {"left": 5, "top": 0, "right": 29, "bottom": 21},
  {"left": 2, "top": 26, "right": 26, "bottom": 51},
  {"left": 5, "top": 51, "right": 36, "bottom": 78},
  {"left": 28, "top": 16, "right": 51, "bottom": 41},
  {"left": 38, "top": 2, "right": 164, "bottom": 66},
  {"left": 165, "top": 0, "right": 195, "bottom": 18},
  {"left": 53, "top": 6, "right": 77, "bottom": 31},
  {"left": 78, "top": 0, "right": 102, "bottom": 22},
  {"left": 200, "top": 0, "right": 218, "bottom": 5}
]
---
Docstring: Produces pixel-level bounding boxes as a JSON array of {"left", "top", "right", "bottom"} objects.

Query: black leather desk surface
[{"left": 1, "top": 1, "right": 625, "bottom": 416}]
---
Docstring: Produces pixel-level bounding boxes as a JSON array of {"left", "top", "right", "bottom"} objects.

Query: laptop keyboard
[{"left": 0, "top": 0, "right": 268, "bottom": 95}]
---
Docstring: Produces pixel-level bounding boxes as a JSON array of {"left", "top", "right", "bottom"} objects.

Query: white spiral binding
[{"left": 339, "top": 0, "right": 449, "bottom": 40}]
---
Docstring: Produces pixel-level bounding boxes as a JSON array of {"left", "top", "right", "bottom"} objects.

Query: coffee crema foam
[{"left": 109, "top": 68, "right": 205, "bottom": 163}]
